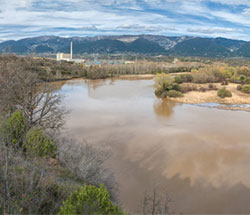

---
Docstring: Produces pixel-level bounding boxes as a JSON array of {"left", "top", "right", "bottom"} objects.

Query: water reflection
[
  {"left": 113, "top": 152, "right": 250, "bottom": 214},
  {"left": 58, "top": 78, "right": 250, "bottom": 214},
  {"left": 86, "top": 79, "right": 109, "bottom": 91},
  {"left": 153, "top": 99, "right": 178, "bottom": 118}
]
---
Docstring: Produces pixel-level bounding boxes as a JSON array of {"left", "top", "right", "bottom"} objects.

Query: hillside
[{"left": 0, "top": 35, "right": 249, "bottom": 57}]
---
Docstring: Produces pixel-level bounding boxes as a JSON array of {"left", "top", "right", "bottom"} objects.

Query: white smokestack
[{"left": 70, "top": 41, "right": 73, "bottom": 60}]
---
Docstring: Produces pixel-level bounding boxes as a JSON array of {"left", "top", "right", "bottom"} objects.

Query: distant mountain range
[{"left": 0, "top": 35, "right": 250, "bottom": 58}]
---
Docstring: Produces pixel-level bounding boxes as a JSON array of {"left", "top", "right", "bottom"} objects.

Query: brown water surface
[{"left": 59, "top": 78, "right": 250, "bottom": 214}]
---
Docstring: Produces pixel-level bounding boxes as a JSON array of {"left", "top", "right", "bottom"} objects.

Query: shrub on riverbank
[
  {"left": 174, "top": 74, "right": 193, "bottom": 84},
  {"left": 154, "top": 74, "right": 182, "bottom": 98},
  {"left": 180, "top": 84, "right": 198, "bottom": 93},
  {"left": 191, "top": 67, "right": 219, "bottom": 83},
  {"left": 167, "top": 90, "right": 184, "bottom": 98},
  {"left": 217, "top": 87, "right": 232, "bottom": 98},
  {"left": 241, "top": 85, "right": 250, "bottom": 94},
  {"left": 25, "top": 128, "right": 57, "bottom": 158},
  {"left": 59, "top": 184, "right": 124, "bottom": 215},
  {"left": 0, "top": 110, "right": 28, "bottom": 146}
]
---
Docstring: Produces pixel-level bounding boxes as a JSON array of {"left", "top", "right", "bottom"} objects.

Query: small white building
[{"left": 124, "top": 61, "right": 135, "bottom": 64}]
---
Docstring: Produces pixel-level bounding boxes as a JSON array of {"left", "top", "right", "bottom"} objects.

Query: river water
[{"left": 58, "top": 78, "right": 250, "bottom": 214}]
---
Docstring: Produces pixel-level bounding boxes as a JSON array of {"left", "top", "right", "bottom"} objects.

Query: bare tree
[
  {"left": 57, "top": 138, "right": 118, "bottom": 202},
  {"left": 0, "top": 58, "right": 66, "bottom": 131},
  {"left": 141, "top": 185, "right": 175, "bottom": 215}
]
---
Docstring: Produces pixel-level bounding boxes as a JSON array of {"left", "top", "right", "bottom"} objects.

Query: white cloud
[
  {"left": 243, "top": 8, "right": 250, "bottom": 15},
  {"left": 187, "top": 27, "right": 238, "bottom": 34},
  {"left": 211, "top": 10, "right": 250, "bottom": 26},
  {"left": 116, "top": 24, "right": 176, "bottom": 32},
  {"left": 209, "top": 0, "right": 250, "bottom": 6},
  {"left": 0, "top": 0, "right": 250, "bottom": 41}
]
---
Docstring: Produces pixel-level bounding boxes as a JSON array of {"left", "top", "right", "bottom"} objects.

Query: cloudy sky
[{"left": 0, "top": 0, "right": 250, "bottom": 41}]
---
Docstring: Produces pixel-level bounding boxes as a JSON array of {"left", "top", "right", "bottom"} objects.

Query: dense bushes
[
  {"left": 237, "top": 66, "right": 250, "bottom": 77},
  {"left": 25, "top": 128, "right": 57, "bottom": 158},
  {"left": 190, "top": 65, "right": 237, "bottom": 84},
  {"left": 59, "top": 184, "right": 124, "bottom": 215},
  {"left": 180, "top": 84, "right": 197, "bottom": 93},
  {"left": 0, "top": 110, "right": 28, "bottom": 146},
  {"left": 241, "top": 85, "right": 250, "bottom": 94},
  {"left": 155, "top": 88, "right": 164, "bottom": 97},
  {"left": 191, "top": 67, "right": 219, "bottom": 83},
  {"left": 168, "top": 66, "right": 192, "bottom": 73},
  {"left": 174, "top": 74, "right": 193, "bottom": 84},
  {"left": 167, "top": 90, "right": 184, "bottom": 98},
  {"left": 217, "top": 87, "right": 232, "bottom": 98},
  {"left": 154, "top": 74, "right": 176, "bottom": 91},
  {"left": 154, "top": 74, "right": 183, "bottom": 98},
  {"left": 0, "top": 111, "right": 57, "bottom": 158}
]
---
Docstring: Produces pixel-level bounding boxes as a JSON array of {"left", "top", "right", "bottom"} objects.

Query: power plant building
[
  {"left": 56, "top": 42, "right": 85, "bottom": 63},
  {"left": 56, "top": 53, "right": 71, "bottom": 61}
]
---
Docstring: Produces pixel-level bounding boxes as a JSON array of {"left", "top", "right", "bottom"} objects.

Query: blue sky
[{"left": 1, "top": 0, "right": 250, "bottom": 41}]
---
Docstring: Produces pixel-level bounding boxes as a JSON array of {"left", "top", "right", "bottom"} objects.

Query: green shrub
[
  {"left": 174, "top": 74, "right": 193, "bottom": 84},
  {"left": 241, "top": 85, "right": 250, "bottom": 94},
  {"left": 240, "top": 75, "right": 247, "bottom": 82},
  {"left": 59, "top": 184, "right": 124, "bottom": 215},
  {"left": 154, "top": 73, "right": 182, "bottom": 97},
  {"left": 180, "top": 74, "right": 193, "bottom": 82},
  {"left": 0, "top": 110, "right": 28, "bottom": 146},
  {"left": 154, "top": 73, "right": 175, "bottom": 91},
  {"left": 216, "top": 66, "right": 235, "bottom": 80},
  {"left": 172, "top": 83, "right": 181, "bottom": 92},
  {"left": 25, "top": 128, "right": 57, "bottom": 158},
  {"left": 217, "top": 87, "right": 232, "bottom": 98},
  {"left": 167, "top": 90, "right": 184, "bottom": 98},
  {"left": 174, "top": 76, "right": 182, "bottom": 84},
  {"left": 160, "top": 91, "right": 168, "bottom": 98},
  {"left": 155, "top": 88, "right": 164, "bottom": 97}
]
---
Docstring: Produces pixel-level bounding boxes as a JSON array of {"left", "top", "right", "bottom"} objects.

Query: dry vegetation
[
  {"left": 154, "top": 63, "right": 250, "bottom": 108},
  {"left": 0, "top": 54, "right": 203, "bottom": 81}
]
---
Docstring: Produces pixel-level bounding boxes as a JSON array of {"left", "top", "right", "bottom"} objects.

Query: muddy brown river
[{"left": 58, "top": 78, "right": 250, "bottom": 214}]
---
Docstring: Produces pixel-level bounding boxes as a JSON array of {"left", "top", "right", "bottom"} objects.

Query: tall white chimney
[{"left": 70, "top": 41, "right": 73, "bottom": 60}]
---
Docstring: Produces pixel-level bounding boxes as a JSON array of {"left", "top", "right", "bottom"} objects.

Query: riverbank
[
  {"left": 168, "top": 83, "right": 250, "bottom": 111},
  {"left": 119, "top": 74, "right": 155, "bottom": 80}
]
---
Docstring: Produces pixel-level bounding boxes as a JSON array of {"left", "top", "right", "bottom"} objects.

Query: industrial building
[{"left": 56, "top": 42, "right": 85, "bottom": 63}]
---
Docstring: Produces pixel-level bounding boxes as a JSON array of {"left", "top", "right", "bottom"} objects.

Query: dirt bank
[
  {"left": 118, "top": 74, "right": 155, "bottom": 80},
  {"left": 168, "top": 83, "right": 250, "bottom": 111}
]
